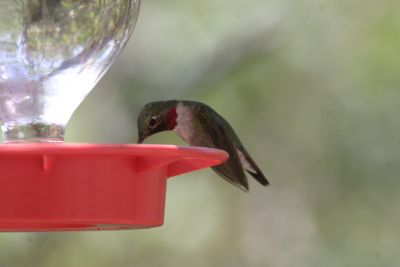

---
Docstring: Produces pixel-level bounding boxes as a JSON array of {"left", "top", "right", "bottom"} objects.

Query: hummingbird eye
[{"left": 149, "top": 117, "right": 157, "bottom": 129}]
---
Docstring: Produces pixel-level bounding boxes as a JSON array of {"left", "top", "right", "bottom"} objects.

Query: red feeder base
[{"left": 0, "top": 144, "right": 228, "bottom": 232}]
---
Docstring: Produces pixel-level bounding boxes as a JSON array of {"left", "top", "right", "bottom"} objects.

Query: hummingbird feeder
[{"left": 0, "top": 0, "right": 227, "bottom": 231}]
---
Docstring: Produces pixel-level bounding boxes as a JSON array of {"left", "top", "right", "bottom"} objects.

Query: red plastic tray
[{"left": 0, "top": 144, "right": 228, "bottom": 232}]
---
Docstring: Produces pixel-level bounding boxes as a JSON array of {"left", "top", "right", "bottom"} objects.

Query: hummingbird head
[{"left": 137, "top": 100, "right": 178, "bottom": 143}]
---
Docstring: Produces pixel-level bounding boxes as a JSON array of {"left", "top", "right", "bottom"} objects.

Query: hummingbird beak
[
  {"left": 137, "top": 130, "right": 150, "bottom": 144},
  {"left": 137, "top": 134, "right": 145, "bottom": 144}
]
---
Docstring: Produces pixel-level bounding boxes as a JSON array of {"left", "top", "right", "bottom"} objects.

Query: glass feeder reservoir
[
  {"left": 0, "top": 0, "right": 141, "bottom": 142},
  {"left": 0, "top": 0, "right": 227, "bottom": 231}
]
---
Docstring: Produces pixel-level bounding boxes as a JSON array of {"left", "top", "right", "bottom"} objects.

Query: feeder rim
[{"left": 0, "top": 143, "right": 229, "bottom": 160}]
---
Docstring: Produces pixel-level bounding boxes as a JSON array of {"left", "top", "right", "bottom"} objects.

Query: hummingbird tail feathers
[
  {"left": 246, "top": 169, "right": 269, "bottom": 186},
  {"left": 239, "top": 148, "right": 270, "bottom": 187}
]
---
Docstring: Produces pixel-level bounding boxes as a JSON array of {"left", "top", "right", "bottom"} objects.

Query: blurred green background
[{"left": 1, "top": 0, "right": 400, "bottom": 266}]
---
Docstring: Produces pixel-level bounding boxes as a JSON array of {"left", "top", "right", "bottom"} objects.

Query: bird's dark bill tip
[{"left": 137, "top": 134, "right": 145, "bottom": 144}]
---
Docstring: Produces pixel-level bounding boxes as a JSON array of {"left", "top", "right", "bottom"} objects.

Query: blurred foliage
[{"left": 1, "top": 0, "right": 400, "bottom": 266}]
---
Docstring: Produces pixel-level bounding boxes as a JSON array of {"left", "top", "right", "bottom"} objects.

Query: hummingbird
[{"left": 137, "top": 100, "right": 269, "bottom": 191}]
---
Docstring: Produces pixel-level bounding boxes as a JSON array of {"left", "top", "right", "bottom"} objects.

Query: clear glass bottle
[{"left": 0, "top": 0, "right": 140, "bottom": 142}]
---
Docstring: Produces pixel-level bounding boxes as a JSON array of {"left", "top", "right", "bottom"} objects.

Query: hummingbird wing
[
  {"left": 194, "top": 105, "right": 250, "bottom": 191},
  {"left": 192, "top": 102, "right": 269, "bottom": 190},
  {"left": 211, "top": 125, "right": 251, "bottom": 191},
  {"left": 235, "top": 144, "right": 269, "bottom": 187}
]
